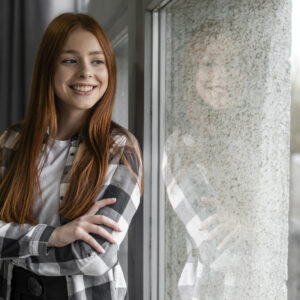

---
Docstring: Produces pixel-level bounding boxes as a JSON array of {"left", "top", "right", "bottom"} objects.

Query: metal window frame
[
  {"left": 151, "top": 7, "right": 167, "bottom": 300},
  {"left": 127, "top": 1, "right": 172, "bottom": 299},
  {"left": 143, "top": 1, "right": 170, "bottom": 300}
]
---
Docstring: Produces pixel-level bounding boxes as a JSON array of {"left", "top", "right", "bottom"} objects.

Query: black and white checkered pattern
[{"left": 0, "top": 124, "right": 142, "bottom": 300}]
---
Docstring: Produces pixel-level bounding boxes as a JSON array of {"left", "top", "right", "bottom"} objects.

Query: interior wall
[{"left": 87, "top": 0, "right": 128, "bottom": 39}]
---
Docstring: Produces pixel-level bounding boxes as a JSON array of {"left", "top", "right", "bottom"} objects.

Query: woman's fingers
[
  {"left": 86, "top": 198, "right": 117, "bottom": 215},
  {"left": 81, "top": 232, "right": 106, "bottom": 254},
  {"left": 206, "top": 222, "right": 227, "bottom": 241},
  {"left": 216, "top": 223, "right": 241, "bottom": 251},
  {"left": 88, "top": 224, "right": 116, "bottom": 244},
  {"left": 201, "top": 196, "right": 217, "bottom": 204},
  {"left": 90, "top": 215, "right": 121, "bottom": 232},
  {"left": 48, "top": 199, "right": 122, "bottom": 251},
  {"left": 199, "top": 213, "right": 218, "bottom": 230}
]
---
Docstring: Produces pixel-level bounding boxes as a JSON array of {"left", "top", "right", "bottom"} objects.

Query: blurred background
[{"left": 0, "top": 0, "right": 130, "bottom": 132}]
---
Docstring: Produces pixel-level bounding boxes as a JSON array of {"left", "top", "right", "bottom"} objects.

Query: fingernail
[
  {"left": 100, "top": 246, "right": 105, "bottom": 254},
  {"left": 117, "top": 227, "right": 122, "bottom": 232},
  {"left": 111, "top": 198, "right": 117, "bottom": 201}
]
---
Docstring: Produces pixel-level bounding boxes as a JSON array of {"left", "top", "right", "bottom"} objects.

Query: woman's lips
[{"left": 69, "top": 85, "right": 97, "bottom": 95}]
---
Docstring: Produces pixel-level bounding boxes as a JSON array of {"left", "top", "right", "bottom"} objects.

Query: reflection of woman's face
[{"left": 194, "top": 37, "right": 238, "bottom": 109}]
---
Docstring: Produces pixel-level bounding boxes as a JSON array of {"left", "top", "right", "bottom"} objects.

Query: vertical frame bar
[
  {"left": 145, "top": 2, "right": 170, "bottom": 299},
  {"left": 142, "top": 4, "right": 153, "bottom": 300},
  {"left": 151, "top": 10, "right": 160, "bottom": 299},
  {"left": 158, "top": 8, "right": 166, "bottom": 300},
  {"left": 129, "top": 1, "right": 172, "bottom": 299},
  {"left": 127, "top": 0, "right": 144, "bottom": 299},
  {"left": 151, "top": 4, "right": 167, "bottom": 299}
]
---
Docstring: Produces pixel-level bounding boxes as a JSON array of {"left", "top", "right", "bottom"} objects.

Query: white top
[{"left": 32, "top": 138, "right": 71, "bottom": 226}]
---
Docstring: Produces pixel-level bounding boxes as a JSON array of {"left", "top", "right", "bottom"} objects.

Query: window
[{"left": 150, "top": 0, "right": 291, "bottom": 299}]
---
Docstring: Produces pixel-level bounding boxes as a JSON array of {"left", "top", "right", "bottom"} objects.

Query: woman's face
[
  {"left": 53, "top": 27, "right": 109, "bottom": 114},
  {"left": 195, "top": 37, "right": 231, "bottom": 109}
]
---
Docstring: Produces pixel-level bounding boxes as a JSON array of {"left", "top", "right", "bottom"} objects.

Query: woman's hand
[
  {"left": 199, "top": 196, "right": 241, "bottom": 252},
  {"left": 48, "top": 198, "right": 121, "bottom": 253}
]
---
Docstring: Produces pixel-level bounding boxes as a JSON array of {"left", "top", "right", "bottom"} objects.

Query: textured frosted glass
[{"left": 162, "top": 0, "right": 291, "bottom": 299}]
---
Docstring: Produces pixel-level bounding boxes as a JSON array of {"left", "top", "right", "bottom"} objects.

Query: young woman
[{"left": 0, "top": 13, "right": 143, "bottom": 300}]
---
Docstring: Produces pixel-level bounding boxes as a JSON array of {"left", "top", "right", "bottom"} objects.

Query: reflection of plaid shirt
[{"left": 0, "top": 123, "right": 142, "bottom": 300}]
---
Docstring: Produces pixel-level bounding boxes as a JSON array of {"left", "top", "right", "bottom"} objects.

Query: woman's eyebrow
[{"left": 62, "top": 50, "right": 104, "bottom": 55}]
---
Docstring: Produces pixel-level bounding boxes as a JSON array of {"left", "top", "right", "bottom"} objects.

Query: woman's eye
[
  {"left": 61, "top": 58, "right": 104, "bottom": 65},
  {"left": 62, "top": 59, "right": 77, "bottom": 64},
  {"left": 93, "top": 60, "right": 104, "bottom": 65}
]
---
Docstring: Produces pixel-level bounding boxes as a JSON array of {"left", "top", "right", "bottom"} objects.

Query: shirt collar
[{"left": 43, "top": 125, "right": 86, "bottom": 145}]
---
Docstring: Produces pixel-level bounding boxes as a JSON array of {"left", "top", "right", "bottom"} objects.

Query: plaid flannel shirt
[{"left": 0, "top": 123, "right": 142, "bottom": 300}]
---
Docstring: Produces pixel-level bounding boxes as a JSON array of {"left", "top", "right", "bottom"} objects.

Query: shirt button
[
  {"left": 60, "top": 196, "right": 63, "bottom": 200},
  {"left": 70, "top": 153, "right": 75, "bottom": 156},
  {"left": 27, "top": 276, "right": 43, "bottom": 296}
]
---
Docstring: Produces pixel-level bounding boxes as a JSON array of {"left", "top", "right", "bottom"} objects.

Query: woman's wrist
[{"left": 47, "top": 227, "right": 58, "bottom": 247}]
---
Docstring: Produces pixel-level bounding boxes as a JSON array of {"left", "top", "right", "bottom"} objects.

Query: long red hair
[{"left": 0, "top": 13, "right": 143, "bottom": 224}]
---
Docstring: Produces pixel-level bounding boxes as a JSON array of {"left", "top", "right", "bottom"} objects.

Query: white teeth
[{"left": 72, "top": 85, "right": 94, "bottom": 92}]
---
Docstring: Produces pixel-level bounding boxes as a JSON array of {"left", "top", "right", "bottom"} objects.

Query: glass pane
[
  {"left": 161, "top": 0, "right": 290, "bottom": 299},
  {"left": 162, "top": 3, "right": 245, "bottom": 298}
]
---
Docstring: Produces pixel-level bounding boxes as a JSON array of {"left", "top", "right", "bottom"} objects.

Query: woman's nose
[
  {"left": 80, "top": 71, "right": 92, "bottom": 78},
  {"left": 79, "top": 63, "right": 92, "bottom": 78}
]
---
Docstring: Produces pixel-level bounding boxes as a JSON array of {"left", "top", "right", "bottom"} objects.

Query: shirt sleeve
[
  {"left": 23, "top": 132, "right": 142, "bottom": 276},
  {"left": 0, "top": 128, "right": 57, "bottom": 260},
  {"left": 0, "top": 223, "right": 56, "bottom": 259}
]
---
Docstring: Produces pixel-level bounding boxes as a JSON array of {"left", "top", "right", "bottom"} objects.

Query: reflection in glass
[
  {"left": 190, "top": 21, "right": 244, "bottom": 109},
  {"left": 163, "top": 13, "right": 245, "bottom": 300},
  {"left": 161, "top": 0, "right": 290, "bottom": 299}
]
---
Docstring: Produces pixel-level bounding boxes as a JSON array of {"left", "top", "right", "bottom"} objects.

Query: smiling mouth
[{"left": 70, "top": 85, "right": 97, "bottom": 92}]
